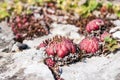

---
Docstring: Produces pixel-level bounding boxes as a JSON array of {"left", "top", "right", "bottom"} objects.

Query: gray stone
[
  {"left": 115, "top": 73, "right": 120, "bottom": 80},
  {"left": 50, "top": 23, "right": 84, "bottom": 44},
  {"left": 112, "top": 31, "right": 120, "bottom": 39},
  {"left": 0, "top": 49, "right": 54, "bottom": 80},
  {"left": 0, "top": 22, "right": 14, "bottom": 52},
  {"left": 0, "top": 22, "right": 14, "bottom": 41},
  {"left": 61, "top": 52, "right": 120, "bottom": 80},
  {"left": 113, "top": 20, "right": 120, "bottom": 26}
]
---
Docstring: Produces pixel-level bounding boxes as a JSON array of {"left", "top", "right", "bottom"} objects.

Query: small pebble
[
  {"left": 17, "top": 43, "right": 29, "bottom": 50},
  {"left": 11, "top": 42, "right": 29, "bottom": 52}
]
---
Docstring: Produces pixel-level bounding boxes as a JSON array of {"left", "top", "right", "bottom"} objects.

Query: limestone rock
[
  {"left": 0, "top": 49, "right": 54, "bottom": 80},
  {"left": 61, "top": 52, "right": 120, "bottom": 80}
]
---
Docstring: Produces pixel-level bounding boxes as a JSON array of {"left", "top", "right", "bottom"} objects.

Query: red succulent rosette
[
  {"left": 86, "top": 19, "right": 104, "bottom": 33},
  {"left": 45, "top": 37, "right": 76, "bottom": 58},
  {"left": 80, "top": 37, "right": 99, "bottom": 54},
  {"left": 39, "top": 36, "right": 80, "bottom": 66}
]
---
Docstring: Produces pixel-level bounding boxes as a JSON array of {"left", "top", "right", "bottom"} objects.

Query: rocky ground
[{"left": 0, "top": 19, "right": 120, "bottom": 80}]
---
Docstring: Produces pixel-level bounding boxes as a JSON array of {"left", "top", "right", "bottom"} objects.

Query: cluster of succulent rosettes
[
  {"left": 9, "top": 13, "right": 49, "bottom": 41},
  {"left": 79, "top": 32, "right": 112, "bottom": 55},
  {"left": 39, "top": 36, "right": 81, "bottom": 66},
  {"left": 79, "top": 18, "right": 116, "bottom": 55},
  {"left": 80, "top": 33, "right": 120, "bottom": 56}
]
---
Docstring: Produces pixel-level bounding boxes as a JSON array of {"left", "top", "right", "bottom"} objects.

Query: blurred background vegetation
[{"left": 0, "top": 0, "right": 120, "bottom": 20}]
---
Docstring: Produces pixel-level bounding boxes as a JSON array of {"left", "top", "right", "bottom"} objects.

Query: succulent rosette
[
  {"left": 9, "top": 13, "right": 49, "bottom": 41},
  {"left": 86, "top": 19, "right": 104, "bottom": 33},
  {"left": 46, "top": 36, "right": 76, "bottom": 58},
  {"left": 79, "top": 37, "right": 99, "bottom": 54},
  {"left": 45, "top": 58, "right": 55, "bottom": 68},
  {"left": 39, "top": 36, "right": 80, "bottom": 66}
]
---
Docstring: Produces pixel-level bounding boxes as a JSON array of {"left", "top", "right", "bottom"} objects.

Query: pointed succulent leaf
[
  {"left": 87, "top": 0, "right": 98, "bottom": 12},
  {"left": 14, "top": 2, "right": 23, "bottom": 14},
  {"left": 104, "top": 37, "right": 112, "bottom": 43},
  {"left": 109, "top": 44, "right": 119, "bottom": 52},
  {"left": 0, "top": 10, "right": 10, "bottom": 19}
]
